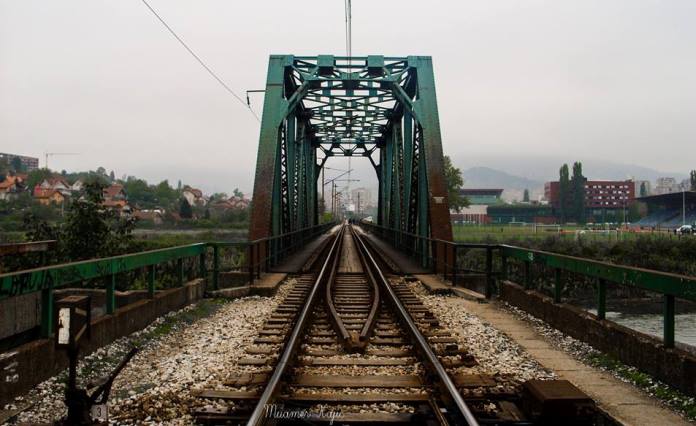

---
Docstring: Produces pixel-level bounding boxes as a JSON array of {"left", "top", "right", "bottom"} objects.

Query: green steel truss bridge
[{"left": 249, "top": 55, "right": 453, "bottom": 247}]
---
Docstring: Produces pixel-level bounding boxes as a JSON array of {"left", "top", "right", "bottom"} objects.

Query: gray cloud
[{"left": 1, "top": 0, "right": 694, "bottom": 195}]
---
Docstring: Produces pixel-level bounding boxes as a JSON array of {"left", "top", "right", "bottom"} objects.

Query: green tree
[
  {"left": 233, "top": 188, "right": 244, "bottom": 198},
  {"left": 26, "top": 169, "right": 54, "bottom": 189},
  {"left": 570, "top": 162, "right": 586, "bottom": 223},
  {"left": 209, "top": 192, "right": 228, "bottom": 202},
  {"left": 61, "top": 182, "right": 131, "bottom": 260},
  {"left": 558, "top": 164, "right": 570, "bottom": 222},
  {"left": 443, "top": 155, "right": 469, "bottom": 212},
  {"left": 23, "top": 181, "right": 136, "bottom": 262},
  {"left": 690, "top": 170, "right": 696, "bottom": 191},
  {"left": 179, "top": 198, "right": 193, "bottom": 219},
  {"left": 10, "top": 157, "right": 24, "bottom": 173},
  {"left": 523, "top": 189, "right": 530, "bottom": 202},
  {"left": 640, "top": 182, "right": 648, "bottom": 197}
]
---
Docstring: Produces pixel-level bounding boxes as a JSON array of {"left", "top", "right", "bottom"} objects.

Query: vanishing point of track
[{"left": 194, "top": 225, "right": 494, "bottom": 425}]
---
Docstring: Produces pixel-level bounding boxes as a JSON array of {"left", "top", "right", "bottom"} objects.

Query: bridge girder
[{"left": 250, "top": 55, "right": 452, "bottom": 247}]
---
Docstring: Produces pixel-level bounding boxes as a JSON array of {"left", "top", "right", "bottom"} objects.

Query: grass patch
[
  {"left": 130, "top": 298, "right": 228, "bottom": 346},
  {"left": 585, "top": 352, "right": 696, "bottom": 420}
]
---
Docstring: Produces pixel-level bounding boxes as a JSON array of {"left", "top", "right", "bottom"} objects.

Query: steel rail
[
  {"left": 325, "top": 226, "right": 381, "bottom": 352},
  {"left": 349, "top": 225, "right": 381, "bottom": 344},
  {"left": 324, "top": 227, "right": 352, "bottom": 348},
  {"left": 353, "top": 227, "right": 480, "bottom": 426},
  {"left": 246, "top": 226, "right": 345, "bottom": 426}
]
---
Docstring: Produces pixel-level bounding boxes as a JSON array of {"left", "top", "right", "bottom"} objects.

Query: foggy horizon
[{"left": 2, "top": 1, "right": 695, "bottom": 195}]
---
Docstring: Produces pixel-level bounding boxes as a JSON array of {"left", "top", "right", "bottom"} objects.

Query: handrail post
[
  {"left": 106, "top": 270, "right": 116, "bottom": 315},
  {"left": 177, "top": 258, "right": 184, "bottom": 287},
  {"left": 452, "top": 246, "right": 458, "bottom": 287},
  {"left": 501, "top": 252, "right": 508, "bottom": 281},
  {"left": 664, "top": 295, "right": 675, "bottom": 348},
  {"left": 199, "top": 251, "right": 206, "bottom": 279},
  {"left": 446, "top": 243, "right": 451, "bottom": 282},
  {"left": 213, "top": 244, "right": 220, "bottom": 291},
  {"left": 597, "top": 279, "right": 607, "bottom": 320},
  {"left": 524, "top": 260, "right": 531, "bottom": 290},
  {"left": 553, "top": 268, "right": 562, "bottom": 303},
  {"left": 148, "top": 265, "right": 156, "bottom": 299},
  {"left": 40, "top": 282, "right": 54, "bottom": 338},
  {"left": 485, "top": 246, "right": 493, "bottom": 299},
  {"left": 247, "top": 244, "right": 254, "bottom": 285},
  {"left": 432, "top": 241, "right": 438, "bottom": 274}
]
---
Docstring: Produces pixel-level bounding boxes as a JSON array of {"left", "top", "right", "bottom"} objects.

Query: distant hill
[
  {"left": 454, "top": 155, "right": 687, "bottom": 183},
  {"left": 461, "top": 166, "right": 543, "bottom": 191}
]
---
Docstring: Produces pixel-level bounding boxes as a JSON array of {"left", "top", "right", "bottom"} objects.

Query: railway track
[{"left": 192, "top": 224, "right": 600, "bottom": 425}]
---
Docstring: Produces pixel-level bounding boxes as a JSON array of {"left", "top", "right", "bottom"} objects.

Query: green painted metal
[
  {"left": 597, "top": 279, "right": 607, "bottom": 320},
  {"left": 212, "top": 244, "right": 220, "bottom": 291},
  {"left": 0, "top": 244, "right": 207, "bottom": 300},
  {"left": 199, "top": 252, "right": 206, "bottom": 280},
  {"left": 106, "top": 273, "right": 116, "bottom": 314},
  {"left": 148, "top": 265, "right": 156, "bottom": 299},
  {"left": 664, "top": 295, "right": 675, "bottom": 348},
  {"left": 500, "top": 245, "right": 696, "bottom": 300},
  {"left": 248, "top": 55, "right": 454, "bottom": 249},
  {"left": 177, "top": 258, "right": 184, "bottom": 287},
  {"left": 361, "top": 221, "right": 696, "bottom": 349}
]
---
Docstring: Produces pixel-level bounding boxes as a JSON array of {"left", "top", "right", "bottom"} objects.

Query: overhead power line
[{"left": 139, "top": 0, "right": 260, "bottom": 122}]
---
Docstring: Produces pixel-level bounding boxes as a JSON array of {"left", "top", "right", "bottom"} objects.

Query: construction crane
[{"left": 44, "top": 152, "right": 79, "bottom": 170}]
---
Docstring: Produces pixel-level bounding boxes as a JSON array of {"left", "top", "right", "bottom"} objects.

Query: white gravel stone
[{"left": 2, "top": 279, "right": 297, "bottom": 425}]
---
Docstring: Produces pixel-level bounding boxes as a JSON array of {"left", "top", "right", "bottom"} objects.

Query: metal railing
[
  {"left": 359, "top": 222, "right": 696, "bottom": 348},
  {"left": 0, "top": 222, "right": 335, "bottom": 339}
]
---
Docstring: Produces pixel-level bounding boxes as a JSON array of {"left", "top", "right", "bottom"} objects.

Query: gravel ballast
[{"left": 2, "top": 279, "right": 296, "bottom": 425}]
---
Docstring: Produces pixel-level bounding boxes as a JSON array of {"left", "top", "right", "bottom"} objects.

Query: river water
[{"left": 601, "top": 311, "right": 696, "bottom": 350}]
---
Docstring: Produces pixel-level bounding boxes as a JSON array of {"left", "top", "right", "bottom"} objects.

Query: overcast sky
[{"left": 1, "top": 1, "right": 695, "bottom": 195}]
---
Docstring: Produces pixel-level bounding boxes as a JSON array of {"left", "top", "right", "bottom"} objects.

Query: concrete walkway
[{"left": 454, "top": 296, "right": 691, "bottom": 425}]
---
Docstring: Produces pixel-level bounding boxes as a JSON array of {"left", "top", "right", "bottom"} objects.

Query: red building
[{"left": 545, "top": 180, "right": 635, "bottom": 209}]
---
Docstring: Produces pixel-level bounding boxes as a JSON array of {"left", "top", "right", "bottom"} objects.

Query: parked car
[{"left": 676, "top": 225, "right": 694, "bottom": 235}]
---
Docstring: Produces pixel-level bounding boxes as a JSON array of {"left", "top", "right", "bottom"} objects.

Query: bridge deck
[
  {"left": 355, "top": 226, "right": 429, "bottom": 274},
  {"left": 271, "top": 226, "right": 340, "bottom": 273},
  {"left": 448, "top": 294, "right": 691, "bottom": 426}
]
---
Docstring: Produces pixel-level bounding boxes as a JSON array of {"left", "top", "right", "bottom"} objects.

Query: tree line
[{"left": 558, "top": 162, "right": 586, "bottom": 223}]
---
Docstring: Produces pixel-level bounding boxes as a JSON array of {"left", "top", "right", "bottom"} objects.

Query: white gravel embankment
[
  {"left": 406, "top": 279, "right": 555, "bottom": 384},
  {"left": 2, "top": 279, "right": 296, "bottom": 425}
]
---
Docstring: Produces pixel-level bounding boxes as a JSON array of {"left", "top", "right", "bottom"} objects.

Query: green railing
[
  {"left": 359, "top": 222, "right": 696, "bottom": 348},
  {"left": 499, "top": 245, "right": 696, "bottom": 348},
  {"left": 0, "top": 222, "right": 335, "bottom": 339}
]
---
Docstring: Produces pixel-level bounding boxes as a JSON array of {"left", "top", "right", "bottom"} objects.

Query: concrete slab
[
  {"left": 209, "top": 286, "right": 250, "bottom": 299},
  {"left": 357, "top": 228, "right": 429, "bottom": 274},
  {"left": 271, "top": 231, "right": 335, "bottom": 273},
  {"left": 445, "top": 296, "right": 690, "bottom": 426},
  {"left": 413, "top": 274, "right": 454, "bottom": 295},
  {"left": 338, "top": 231, "right": 363, "bottom": 273},
  {"left": 250, "top": 272, "right": 288, "bottom": 297}
]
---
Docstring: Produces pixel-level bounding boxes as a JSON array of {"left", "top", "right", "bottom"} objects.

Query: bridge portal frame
[{"left": 249, "top": 55, "right": 453, "bottom": 264}]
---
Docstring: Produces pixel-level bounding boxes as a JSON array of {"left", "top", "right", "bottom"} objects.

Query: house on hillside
[
  {"left": 33, "top": 187, "right": 66, "bottom": 205},
  {"left": 0, "top": 175, "right": 26, "bottom": 201},
  {"left": 133, "top": 209, "right": 164, "bottom": 225},
  {"left": 182, "top": 186, "right": 207, "bottom": 207},
  {"left": 102, "top": 183, "right": 131, "bottom": 217},
  {"left": 207, "top": 195, "right": 250, "bottom": 218},
  {"left": 39, "top": 177, "right": 71, "bottom": 196},
  {"left": 70, "top": 179, "right": 84, "bottom": 193}
]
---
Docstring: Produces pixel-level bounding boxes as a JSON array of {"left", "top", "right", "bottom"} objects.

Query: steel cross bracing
[{"left": 250, "top": 55, "right": 453, "bottom": 262}]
